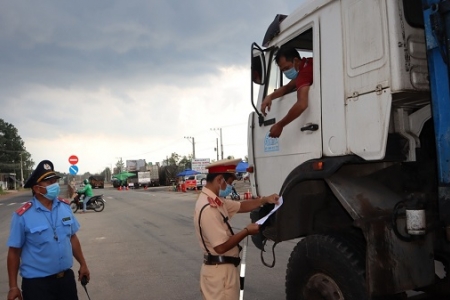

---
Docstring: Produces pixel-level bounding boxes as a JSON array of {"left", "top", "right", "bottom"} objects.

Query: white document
[{"left": 256, "top": 196, "right": 283, "bottom": 225}]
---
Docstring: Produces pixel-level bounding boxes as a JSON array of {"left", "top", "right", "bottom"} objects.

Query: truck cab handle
[{"left": 301, "top": 124, "right": 319, "bottom": 132}]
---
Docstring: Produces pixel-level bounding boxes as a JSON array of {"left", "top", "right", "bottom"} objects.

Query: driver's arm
[{"left": 261, "top": 79, "right": 296, "bottom": 116}]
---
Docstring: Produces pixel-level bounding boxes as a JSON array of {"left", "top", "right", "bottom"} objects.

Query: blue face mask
[
  {"left": 39, "top": 182, "right": 60, "bottom": 201},
  {"left": 283, "top": 67, "right": 298, "bottom": 80},
  {"left": 219, "top": 183, "right": 233, "bottom": 198}
]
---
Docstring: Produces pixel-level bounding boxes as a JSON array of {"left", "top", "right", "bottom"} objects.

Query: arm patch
[
  {"left": 57, "top": 197, "right": 71, "bottom": 205},
  {"left": 16, "top": 202, "right": 32, "bottom": 216}
]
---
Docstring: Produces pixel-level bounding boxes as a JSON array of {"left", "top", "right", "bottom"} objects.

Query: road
[
  {"left": 0, "top": 186, "right": 440, "bottom": 299},
  {"left": 0, "top": 186, "right": 294, "bottom": 300}
]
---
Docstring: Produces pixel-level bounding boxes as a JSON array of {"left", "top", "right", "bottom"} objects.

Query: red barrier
[{"left": 181, "top": 183, "right": 186, "bottom": 193}]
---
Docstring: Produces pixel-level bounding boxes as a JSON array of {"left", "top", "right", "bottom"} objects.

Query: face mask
[
  {"left": 283, "top": 67, "right": 298, "bottom": 80},
  {"left": 219, "top": 183, "right": 233, "bottom": 198},
  {"left": 38, "top": 182, "right": 60, "bottom": 201}
]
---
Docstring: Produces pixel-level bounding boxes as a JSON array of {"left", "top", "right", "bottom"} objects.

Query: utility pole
[
  {"left": 20, "top": 152, "right": 24, "bottom": 188},
  {"left": 215, "top": 138, "right": 219, "bottom": 161},
  {"left": 184, "top": 136, "right": 196, "bottom": 159},
  {"left": 210, "top": 128, "right": 223, "bottom": 160}
]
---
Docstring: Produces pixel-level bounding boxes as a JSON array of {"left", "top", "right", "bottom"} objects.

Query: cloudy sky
[{"left": 0, "top": 0, "right": 303, "bottom": 174}]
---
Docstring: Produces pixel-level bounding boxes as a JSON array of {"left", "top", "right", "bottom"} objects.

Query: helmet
[{"left": 83, "top": 179, "right": 89, "bottom": 184}]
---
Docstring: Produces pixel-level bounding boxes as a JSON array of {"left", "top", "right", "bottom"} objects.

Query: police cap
[
  {"left": 24, "top": 160, "right": 61, "bottom": 188},
  {"left": 206, "top": 158, "right": 241, "bottom": 175}
]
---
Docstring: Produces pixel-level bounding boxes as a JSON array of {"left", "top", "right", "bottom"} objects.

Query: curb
[{"left": 0, "top": 190, "right": 30, "bottom": 201}]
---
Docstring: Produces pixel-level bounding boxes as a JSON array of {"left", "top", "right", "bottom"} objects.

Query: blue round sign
[{"left": 69, "top": 165, "right": 79, "bottom": 175}]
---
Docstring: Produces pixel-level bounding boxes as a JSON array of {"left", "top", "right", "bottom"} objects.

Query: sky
[{"left": 0, "top": 0, "right": 303, "bottom": 174}]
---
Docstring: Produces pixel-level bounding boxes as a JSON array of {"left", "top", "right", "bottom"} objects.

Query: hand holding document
[{"left": 256, "top": 196, "right": 283, "bottom": 225}]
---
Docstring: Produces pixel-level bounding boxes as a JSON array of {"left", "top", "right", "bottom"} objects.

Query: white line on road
[{"left": 7, "top": 203, "right": 16, "bottom": 206}]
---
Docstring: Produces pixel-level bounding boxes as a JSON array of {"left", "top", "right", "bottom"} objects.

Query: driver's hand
[{"left": 261, "top": 96, "right": 272, "bottom": 116}]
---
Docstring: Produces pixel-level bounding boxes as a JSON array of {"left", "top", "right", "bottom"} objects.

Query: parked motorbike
[
  {"left": 70, "top": 192, "right": 106, "bottom": 213},
  {"left": 230, "top": 185, "right": 240, "bottom": 200}
]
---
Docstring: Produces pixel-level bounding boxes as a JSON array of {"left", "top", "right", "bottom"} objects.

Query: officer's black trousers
[{"left": 22, "top": 269, "right": 78, "bottom": 300}]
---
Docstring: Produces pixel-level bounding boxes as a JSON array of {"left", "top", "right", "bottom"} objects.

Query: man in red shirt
[{"left": 260, "top": 46, "right": 313, "bottom": 138}]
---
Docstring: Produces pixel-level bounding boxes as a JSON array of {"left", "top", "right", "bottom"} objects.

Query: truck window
[
  {"left": 403, "top": 0, "right": 424, "bottom": 28},
  {"left": 265, "top": 28, "right": 314, "bottom": 97}
]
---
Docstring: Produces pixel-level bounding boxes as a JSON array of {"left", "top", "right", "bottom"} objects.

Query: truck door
[{"left": 250, "top": 27, "right": 322, "bottom": 197}]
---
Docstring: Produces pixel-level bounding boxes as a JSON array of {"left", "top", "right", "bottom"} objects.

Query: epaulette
[
  {"left": 207, "top": 196, "right": 223, "bottom": 208},
  {"left": 16, "top": 202, "right": 33, "bottom": 216},
  {"left": 57, "top": 197, "right": 70, "bottom": 205}
]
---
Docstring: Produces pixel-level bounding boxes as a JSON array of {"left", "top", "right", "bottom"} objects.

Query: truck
[
  {"left": 88, "top": 176, "right": 104, "bottom": 189},
  {"left": 138, "top": 171, "right": 151, "bottom": 188},
  {"left": 148, "top": 165, "right": 160, "bottom": 186},
  {"left": 126, "top": 171, "right": 138, "bottom": 189},
  {"left": 247, "top": 0, "right": 450, "bottom": 299},
  {"left": 159, "top": 165, "right": 179, "bottom": 186}
]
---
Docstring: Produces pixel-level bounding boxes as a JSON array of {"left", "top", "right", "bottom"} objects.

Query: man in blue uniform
[{"left": 6, "top": 160, "right": 90, "bottom": 300}]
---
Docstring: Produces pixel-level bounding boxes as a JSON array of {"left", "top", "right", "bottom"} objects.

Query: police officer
[
  {"left": 193, "top": 159, "right": 279, "bottom": 300},
  {"left": 6, "top": 160, "right": 90, "bottom": 300}
]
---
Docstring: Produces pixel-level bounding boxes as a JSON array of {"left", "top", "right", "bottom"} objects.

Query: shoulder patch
[
  {"left": 207, "top": 197, "right": 218, "bottom": 208},
  {"left": 214, "top": 197, "right": 223, "bottom": 207},
  {"left": 57, "top": 197, "right": 70, "bottom": 205},
  {"left": 16, "top": 202, "right": 33, "bottom": 216}
]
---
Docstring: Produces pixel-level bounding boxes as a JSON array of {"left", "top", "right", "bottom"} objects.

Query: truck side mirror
[{"left": 252, "top": 46, "right": 266, "bottom": 85}]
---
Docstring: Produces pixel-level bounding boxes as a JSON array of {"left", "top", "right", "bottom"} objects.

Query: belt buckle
[{"left": 56, "top": 271, "right": 65, "bottom": 278}]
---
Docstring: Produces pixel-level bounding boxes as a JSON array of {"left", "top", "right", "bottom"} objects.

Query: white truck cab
[
  {"left": 249, "top": 0, "right": 429, "bottom": 198},
  {"left": 247, "top": 0, "right": 450, "bottom": 298}
]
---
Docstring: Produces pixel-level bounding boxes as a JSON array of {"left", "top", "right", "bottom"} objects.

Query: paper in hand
[{"left": 256, "top": 196, "right": 283, "bottom": 225}]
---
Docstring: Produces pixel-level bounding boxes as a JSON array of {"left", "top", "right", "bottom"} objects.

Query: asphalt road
[{"left": 0, "top": 186, "right": 295, "bottom": 300}]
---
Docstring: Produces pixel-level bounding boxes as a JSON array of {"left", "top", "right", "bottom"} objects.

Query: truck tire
[{"left": 286, "top": 234, "right": 367, "bottom": 300}]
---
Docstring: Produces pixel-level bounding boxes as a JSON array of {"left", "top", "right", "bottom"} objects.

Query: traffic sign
[
  {"left": 68, "top": 155, "right": 79, "bottom": 165},
  {"left": 69, "top": 165, "right": 79, "bottom": 175}
]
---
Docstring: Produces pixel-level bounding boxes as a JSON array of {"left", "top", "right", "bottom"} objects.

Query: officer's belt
[
  {"left": 204, "top": 254, "right": 241, "bottom": 267},
  {"left": 44, "top": 269, "right": 69, "bottom": 279}
]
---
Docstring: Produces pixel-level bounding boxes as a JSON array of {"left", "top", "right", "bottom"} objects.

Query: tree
[
  {"left": 0, "top": 119, "right": 34, "bottom": 183},
  {"left": 116, "top": 158, "right": 125, "bottom": 173},
  {"left": 166, "top": 152, "right": 180, "bottom": 166},
  {"left": 179, "top": 155, "right": 192, "bottom": 169},
  {"left": 100, "top": 167, "right": 112, "bottom": 182},
  {"left": 226, "top": 155, "right": 235, "bottom": 159}
]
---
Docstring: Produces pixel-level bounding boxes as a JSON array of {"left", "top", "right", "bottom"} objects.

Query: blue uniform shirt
[{"left": 7, "top": 197, "right": 80, "bottom": 279}]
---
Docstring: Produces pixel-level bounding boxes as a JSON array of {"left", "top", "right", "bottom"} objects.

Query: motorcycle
[
  {"left": 230, "top": 185, "right": 240, "bottom": 200},
  {"left": 70, "top": 192, "right": 106, "bottom": 213}
]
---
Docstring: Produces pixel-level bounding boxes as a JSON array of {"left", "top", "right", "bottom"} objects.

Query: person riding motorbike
[{"left": 77, "top": 179, "right": 93, "bottom": 213}]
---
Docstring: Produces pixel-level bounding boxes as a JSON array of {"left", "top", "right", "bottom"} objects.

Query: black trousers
[{"left": 22, "top": 269, "right": 78, "bottom": 300}]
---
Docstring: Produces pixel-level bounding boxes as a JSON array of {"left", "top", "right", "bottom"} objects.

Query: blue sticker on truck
[{"left": 264, "top": 132, "right": 279, "bottom": 152}]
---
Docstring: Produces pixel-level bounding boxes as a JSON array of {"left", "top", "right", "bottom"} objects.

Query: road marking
[
  {"left": 7, "top": 203, "right": 16, "bottom": 206},
  {"left": 0, "top": 203, "right": 3, "bottom": 206},
  {"left": 95, "top": 237, "right": 106, "bottom": 240}
]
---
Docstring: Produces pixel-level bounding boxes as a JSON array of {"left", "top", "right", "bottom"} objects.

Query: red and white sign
[{"left": 68, "top": 155, "right": 79, "bottom": 165}]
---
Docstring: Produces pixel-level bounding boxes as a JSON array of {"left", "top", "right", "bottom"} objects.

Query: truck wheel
[{"left": 286, "top": 234, "right": 367, "bottom": 300}]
